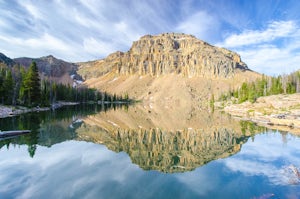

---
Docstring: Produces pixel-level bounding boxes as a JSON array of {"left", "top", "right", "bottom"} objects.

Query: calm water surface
[{"left": 0, "top": 105, "right": 300, "bottom": 199}]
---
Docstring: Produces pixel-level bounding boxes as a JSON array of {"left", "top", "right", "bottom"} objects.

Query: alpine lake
[{"left": 0, "top": 104, "right": 300, "bottom": 199}]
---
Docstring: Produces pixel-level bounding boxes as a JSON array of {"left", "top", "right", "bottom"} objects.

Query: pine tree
[
  {"left": 238, "top": 82, "right": 249, "bottom": 103},
  {"left": 18, "top": 67, "right": 26, "bottom": 105},
  {"left": 23, "top": 61, "right": 41, "bottom": 106},
  {"left": 11, "top": 65, "right": 23, "bottom": 105},
  {"left": 0, "top": 68, "right": 4, "bottom": 104},
  {"left": 3, "top": 70, "right": 14, "bottom": 104},
  {"left": 40, "top": 80, "right": 50, "bottom": 106}
]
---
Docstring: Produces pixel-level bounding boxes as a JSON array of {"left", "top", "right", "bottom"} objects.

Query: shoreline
[
  {"left": 229, "top": 115, "right": 300, "bottom": 135},
  {"left": 0, "top": 101, "right": 79, "bottom": 119},
  {"left": 0, "top": 100, "right": 132, "bottom": 119},
  {"left": 220, "top": 93, "right": 300, "bottom": 134}
]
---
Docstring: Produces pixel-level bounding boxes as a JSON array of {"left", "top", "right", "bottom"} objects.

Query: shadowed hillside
[{"left": 14, "top": 55, "right": 82, "bottom": 85}]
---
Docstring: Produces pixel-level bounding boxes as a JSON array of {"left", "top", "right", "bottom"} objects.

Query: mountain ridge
[
  {"left": 78, "top": 33, "right": 250, "bottom": 79},
  {"left": 0, "top": 53, "right": 83, "bottom": 86},
  {"left": 0, "top": 52, "right": 15, "bottom": 67},
  {"left": 1, "top": 33, "right": 261, "bottom": 109},
  {"left": 77, "top": 33, "right": 260, "bottom": 109}
]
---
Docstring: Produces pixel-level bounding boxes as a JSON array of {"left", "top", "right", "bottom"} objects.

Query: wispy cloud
[
  {"left": 219, "top": 20, "right": 300, "bottom": 75},
  {"left": 1, "top": 0, "right": 223, "bottom": 62},
  {"left": 0, "top": 0, "right": 300, "bottom": 74},
  {"left": 0, "top": 0, "right": 152, "bottom": 61},
  {"left": 176, "top": 11, "right": 220, "bottom": 41},
  {"left": 222, "top": 21, "right": 297, "bottom": 47},
  {"left": 238, "top": 42, "right": 300, "bottom": 75},
  {"left": 223, "top": 132, "right": 300, "bottom": 186},
  {"left": 83, "top": 37, "right": 117, "bottom": 57},
  {"left": 0, "top": 140, "right": 209, "bottom": 198}
]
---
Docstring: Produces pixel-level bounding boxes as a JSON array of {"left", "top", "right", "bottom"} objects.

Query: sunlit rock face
[
  {"left": 77, "top": 33, "right": 260, "bottom": 108},
  {"left": 125, "top": 33, "right": 248, "bottom": 78},
  {"left": 79, "top": 33, "right": 248, "bottom": 79}
]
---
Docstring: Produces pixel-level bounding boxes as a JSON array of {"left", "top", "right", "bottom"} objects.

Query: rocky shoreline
[
  {"left": 0, "top": 102, "right": 79, "bottom": 119},
  {"left": 221, "top": 93, "right": 300, "bottom": 134}
]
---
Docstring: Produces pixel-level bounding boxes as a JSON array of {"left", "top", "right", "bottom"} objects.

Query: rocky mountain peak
[{"left": 79, "top": 33, "right": 248, "bottom": 79}]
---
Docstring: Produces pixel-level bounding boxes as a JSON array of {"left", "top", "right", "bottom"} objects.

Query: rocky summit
[
  {"left": 78, "top": 33, "right": 259, "bottom": 108},
  {"left": 79, "top": 33, "right": 248, "bottom": 79}
]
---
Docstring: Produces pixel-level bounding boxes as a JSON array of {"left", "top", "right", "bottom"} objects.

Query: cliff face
[
  {"left": 77, "top": 33, "right": 259, "bottom": 106},
  {"left": 79, "top": 33, "right": 248, "bottom": 79}
]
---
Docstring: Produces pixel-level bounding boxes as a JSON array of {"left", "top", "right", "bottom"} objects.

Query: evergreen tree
[
  {"left": 256, "top": 76, "right": 267, "bottom": 97},
  {"left": 221, "top": 71, "right": 300, "bottom": 104},
  {"left": 18, "top": 67, "right": 26, "bottom": 105},
  {"left": 40, "top": 80, "right": 50, "bottom": 106},
  {"left": 286, "top": 82, "right": 296, "bottom": 94},
  {"left": 238, "top": 82, "right": 249, "bottom": 103},
  {"left": 0, "top": 68, "right": 4, "bottom": 104},
  {"left": 269, "top": 77, "right": 282, "bottom": 95},
  {"left": 3, "top": 70, "right": 14, "bottom": 104},
  {"left": 23, "top": 61, "right": 41, "bottom": 106},
  {"left": 0, "top": 61, "right": 130, "bottom": 106},
  {"left": 11, "top": 65, "right": 23, "bottom": 105},
  {"left": 247, "top": 82, "right": 256, "bottom": 103}
]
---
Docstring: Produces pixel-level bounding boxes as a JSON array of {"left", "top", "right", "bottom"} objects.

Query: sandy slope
[{"left": 83, "top": 70, "right": 260, "bottom": 111}]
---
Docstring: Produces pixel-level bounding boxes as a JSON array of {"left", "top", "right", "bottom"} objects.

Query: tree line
[
  {"left": 0, "top": 61, "right": 130, "bottom": 107},
  {"left": 220, "top": 71, "right": 300, "bottom": 103}
]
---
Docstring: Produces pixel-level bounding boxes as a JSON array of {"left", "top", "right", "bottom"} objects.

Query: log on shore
[{"left": 0, "top": 130, "right": 31, "bottom": 138}]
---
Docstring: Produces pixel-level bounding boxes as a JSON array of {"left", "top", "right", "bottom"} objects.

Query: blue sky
[{"left": 0, "top": 0, "right": 300, "bottom": 75}]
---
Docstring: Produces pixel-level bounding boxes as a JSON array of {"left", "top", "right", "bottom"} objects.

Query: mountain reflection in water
[
  {"left": 76, "top": 105, "right": 266, "bottom": 172},
  {"left": 1, "top": 104, "right": 300, "bottom": 199},
  {"left": 0, "top": 103, "right": 266, "bottom": 172}
]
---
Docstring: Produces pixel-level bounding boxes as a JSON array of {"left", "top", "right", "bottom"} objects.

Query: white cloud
[
  {"left": 222, "top": 21, "right": 297, "bottom": 47},
  {"left": 175, "top": 168, "right": 217, "bottom": 196},
  {"left": 224, "top": 158, "right": 292, "bottom": 185},
  {"left": 0, "top": 141, "right": 144, "bottom": 199},
  {"left": 78, "top": 0, "right": 104, "bottom": 15},
  {"left": 0, "top": 33, "right": 78, "bottom": 60},
  {"left": 73, "top": 9, "right": 101, "bottom": 29},
  {"left": 219, "top": 20, "right": 300, "bottom": 75},
  {"left": 1, "top": 0, "right": 299, "bottom": 76},
  {"left": 0, "top": 140, "right": 216, "bottom": 199},
  {"left": 20, "top": 1, "right": 43, "bottom": 19},
  {"left": 223, "top": 132, "right": 300, "bottom": 186},
  {"left": 0, "top": 0, "right": 159, "bottom": 61},
  {"left": 83, "top": 37, "right": 117, "bottom": 56},
  {"left": 0, "top": 0, "right": 219, "bottom": 62},
  {"left": 176, "top": 11, "right": 219, "bottom": 41},
  {"left": 239, "top": 44, "right": 300, "bottom": 75}
]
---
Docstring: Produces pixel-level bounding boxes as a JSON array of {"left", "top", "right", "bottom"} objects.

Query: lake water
[{"left": 0, "top": 105, "right": 300, "bottom": 199}]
